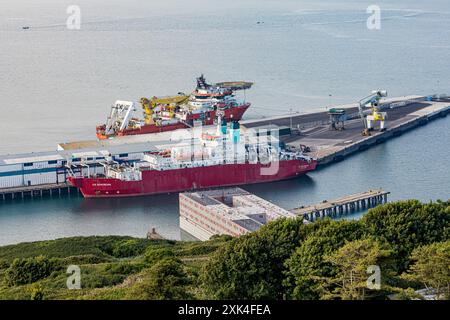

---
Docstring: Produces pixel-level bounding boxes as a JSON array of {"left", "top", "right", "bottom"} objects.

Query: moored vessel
[
  {"left": 71, "top": 117, "right": 317, "bottom": 198},
  {"left": 96, "top": 75, "right": 253, "bottom": 139}
]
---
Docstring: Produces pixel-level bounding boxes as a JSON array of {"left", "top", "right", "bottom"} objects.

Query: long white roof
[
  {"left": 3, "top": 154, "right": 64, "bottom": 165},
  {"left": 0, "top": 141, "right": 164, "bottom": 166}
]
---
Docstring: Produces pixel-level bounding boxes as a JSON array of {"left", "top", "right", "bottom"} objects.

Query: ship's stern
[{"left": 96, "top": 124, "right": 108, "bottom": 140}]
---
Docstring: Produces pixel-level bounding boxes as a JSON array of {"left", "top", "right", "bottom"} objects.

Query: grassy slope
[{"left": 0, "top": 235, "right": 228, "bottom": 300}]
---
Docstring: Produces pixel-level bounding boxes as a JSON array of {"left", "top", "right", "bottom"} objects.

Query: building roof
[
  {"left": 0, "top": 141, "right": 163, "bottom": 166},
  {"left": 182, "top": 187, "right": 295, "bottom": 232}
]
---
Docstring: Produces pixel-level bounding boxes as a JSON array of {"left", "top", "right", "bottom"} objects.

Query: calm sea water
[{"left": 0, "top": 0, "right": 449, "bottom": 245}]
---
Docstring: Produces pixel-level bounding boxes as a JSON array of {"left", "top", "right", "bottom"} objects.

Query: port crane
[
  {"left": 140, "top": 94, "right": 189, "bottom": 125},
  {"left": 357, "top": 90, "right": 388, "bottom": 136}
]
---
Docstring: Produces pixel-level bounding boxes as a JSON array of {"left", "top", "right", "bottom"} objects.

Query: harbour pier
[
  {"left": 0, "top": 182, "right": 79, "bottom": 201},
  {"left": 242, "top": 95, "right": 450, "bottom": 166},
  {"left": 291, "top": 189, "right": 390, "bottom": 221},
  {"left": 181, "top": 188, "right": 390, "bottom": 240}
]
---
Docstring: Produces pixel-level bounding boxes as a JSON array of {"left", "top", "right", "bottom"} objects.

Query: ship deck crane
[
  {"left": 357, "top": 90, "right": 388, "bottom": 136},
  {"left": 104, "top": 100, "right": 136, "bottom": 135},
  {"left": 140, "top": 94, "right": 189, "bottom": 125}
]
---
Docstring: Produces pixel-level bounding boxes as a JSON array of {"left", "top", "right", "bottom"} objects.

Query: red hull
[
  {"left": 97, "top": 104, "right": 250, "bottom": 139},
  {"left": 69, "top": 159, "right": 317, "bottom": 198}
]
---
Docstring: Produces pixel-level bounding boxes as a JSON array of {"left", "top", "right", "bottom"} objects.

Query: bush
[
  {"left": 0, "top": 259, "right": 10, "bottom": 269},
  {"left": 128, "top": 258, "right": 191, "bottom": 300},
  {"left": 112, "top": 239, "right": 148, "bottom": 258},
  {"left": 30, "top": 284, "right": 45, "bottom": 300},
  {"left": 104, "top": 262, "right": 140, "bottom": 275},
  {"left": 175, "top": 242, "right": 222, "bottom": 257},
  {"left": 144, "top": 248, "right": 175, "bottom": 265},
  {"left": 61, "top": 254, "right": 113, "bottom": 265},
  {"left": 209, "top": 234, "right": 233, "bottom": 242},
  {"left": 81, "top": 273, "right": 125, "bottom": 289},
  {"left": 0, "top": 236, "right": 132, "bottom": 261},
  {"left": 6, "top": 256, "right": 60, "bottom": 286}
]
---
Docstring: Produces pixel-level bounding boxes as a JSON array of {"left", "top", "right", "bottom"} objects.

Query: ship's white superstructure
[{"left": 98, "top": 117, "right": 310, "bottom": 181}]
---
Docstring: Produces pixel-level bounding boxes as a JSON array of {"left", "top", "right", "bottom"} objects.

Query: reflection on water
[
  {"left": 0, "top": 193, "right": 180, "bottom": 245},
  {"left": 75, "top": 193, "right": 179, "bottom": 214}
]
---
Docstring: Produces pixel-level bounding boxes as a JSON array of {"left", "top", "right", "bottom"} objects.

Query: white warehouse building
[{"left": 0, "top": 142, "right": 162, "bottom": 189}]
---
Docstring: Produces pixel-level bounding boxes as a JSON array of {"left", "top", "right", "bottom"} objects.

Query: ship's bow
[{"left": 67, "top": 176, "right": 82, "bottom": 188}]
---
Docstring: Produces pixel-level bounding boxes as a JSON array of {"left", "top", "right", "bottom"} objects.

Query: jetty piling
[{"left": 292, "top": 190, "right": 390, "bottom": 221}]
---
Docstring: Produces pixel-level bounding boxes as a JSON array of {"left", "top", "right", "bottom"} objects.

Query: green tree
[
  {"left": 128, "top": 258, "right": 191, "bottom": 300},
  {"left": 201, "top": 217, "right": 307, "bottom": 299},
  {"left": 320, "top": 238, "right": 392, "bottom": 300},
  {"left": 402, "top": 241, "right": 450, "bottom": 300},
  {"left": 362, "top": 200, "right": 449, "bottom": 272},
  {"left": 283, "top": 220, "right": 364, "bottom": 299},
  {"left": 6, "top": 256, "right": 59, "bottom": 286}
]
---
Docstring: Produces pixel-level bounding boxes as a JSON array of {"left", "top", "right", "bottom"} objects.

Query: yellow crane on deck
[
  {"left": 140, "top": 94, "right": 189, "bottom": 125},
  {"left": 358, "top": 90, "right": 388, "bottom": 136}
]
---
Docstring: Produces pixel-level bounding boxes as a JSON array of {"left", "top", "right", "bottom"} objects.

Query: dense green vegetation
[
  {"left": 0, "top": 236, "right": 230, "bottom": 300},
  {"left": 0, "top": 200, "right": 448, "bottom": 300}
]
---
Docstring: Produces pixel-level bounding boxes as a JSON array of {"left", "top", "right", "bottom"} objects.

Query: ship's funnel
[
  {"left": 221, "top": 118, "right": 227, "bottom": 135},
  {"left": 229, "top": 121, "right": 240, "bottom": 144}
]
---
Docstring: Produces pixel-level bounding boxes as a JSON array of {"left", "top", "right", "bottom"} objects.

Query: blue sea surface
[{"left": 0, "top": 0, "right": 449, "bottom": 245}]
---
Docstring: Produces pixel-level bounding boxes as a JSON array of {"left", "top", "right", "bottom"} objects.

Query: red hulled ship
[
  {"left": 69, "top": 160, "right": 316, "bottom": 198},
  {"left": 70, "top": 118, "right": 317, "bottom": 198},
  {"left": 96, "top": 75, "right": 253, "bottom": 139}
]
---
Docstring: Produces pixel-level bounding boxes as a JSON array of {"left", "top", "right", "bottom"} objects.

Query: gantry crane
[{"left": 358, "top": 90, "right": 388, "bottom": 136}]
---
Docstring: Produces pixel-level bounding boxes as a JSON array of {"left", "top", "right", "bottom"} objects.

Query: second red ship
[{"left": 96, "top": 75, "right": 253, "bottom": 139}]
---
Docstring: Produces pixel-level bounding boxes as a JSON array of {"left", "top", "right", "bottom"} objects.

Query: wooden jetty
[{"left": 291, "top": 189, "right": 390, "bottom": 221}]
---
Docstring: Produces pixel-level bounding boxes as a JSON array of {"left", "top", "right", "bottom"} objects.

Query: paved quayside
[{"left": 242, "top": 96, "right": 450, "bottom": 166}]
